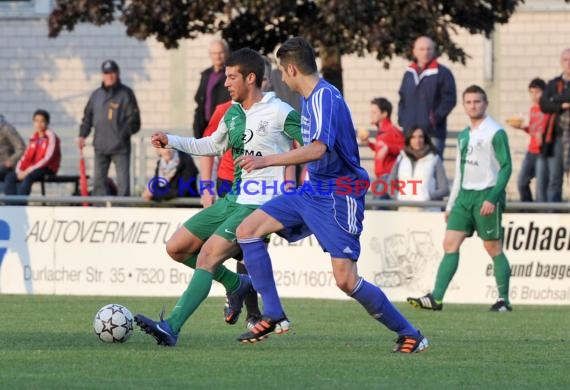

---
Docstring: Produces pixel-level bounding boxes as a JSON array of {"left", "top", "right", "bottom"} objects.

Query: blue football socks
[
  {"left": 351, "top": 277, "right": 417, "bottom": 336},
  {"left": 239, "top": 238, "right": 285, "bottom": 320}
]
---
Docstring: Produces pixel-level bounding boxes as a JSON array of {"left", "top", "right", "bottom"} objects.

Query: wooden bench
[{"left": 40, "top": 174, "right": 86, "bottom": 196}]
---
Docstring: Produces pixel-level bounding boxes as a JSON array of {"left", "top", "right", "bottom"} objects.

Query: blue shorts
[{"left": 260, "top": 192, "right": 364, "bottom": 260}]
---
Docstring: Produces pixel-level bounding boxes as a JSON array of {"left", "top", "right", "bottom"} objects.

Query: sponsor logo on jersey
[
  {"left": 232, "top": 147, "right": 263, "bottom": 156},
  {"left": 242, "top": 129, "right": 254, "bottom": 144},
  {"left": 256, "top": 120, "right": 269, "bottom": 136}
]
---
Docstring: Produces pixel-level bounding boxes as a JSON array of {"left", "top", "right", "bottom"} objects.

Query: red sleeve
[
  {"left": 16, "top": 137, "right": 34, "bottom": 173},
  {"left": 382, "top": 129, "right": 405, "bottom": 156},
  {"left": 203, "top": 101, "right": 232, "bottom": 137}
]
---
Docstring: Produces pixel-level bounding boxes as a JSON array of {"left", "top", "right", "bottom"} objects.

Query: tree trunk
[{"left": 319, "top": 45, "right": 343, "bottom": 94}]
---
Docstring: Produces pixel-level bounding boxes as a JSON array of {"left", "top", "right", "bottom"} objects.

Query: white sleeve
[
  {"left": 446, "top": 143, "right": 462, "bottom": 211},
  {"left": 166, "top": 122, "right": 228, "bottom": 156}
]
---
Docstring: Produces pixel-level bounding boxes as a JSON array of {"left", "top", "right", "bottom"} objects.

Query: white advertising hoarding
[{"left": 0, "top": 207, "right": 568, "bottom": 305}]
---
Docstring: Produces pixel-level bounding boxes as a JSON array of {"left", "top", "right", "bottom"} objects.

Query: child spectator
[
  {"left": 507, "top": 78, "right": 549, "bottom": 202},
  {"left": 360, "top": 97, "right": 404, "bottom": 204},
  {"left": 4, "top": 109, "right": 61, "bottom": 196}
]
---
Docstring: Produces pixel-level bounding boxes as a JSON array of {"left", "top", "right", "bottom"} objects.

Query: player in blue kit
[{"left": 235, "top": 37, "right": 428, "bottom": 353}]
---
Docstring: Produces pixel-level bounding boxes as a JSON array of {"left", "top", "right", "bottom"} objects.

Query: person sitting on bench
[{"left": 4, "top": 109, "right": 61, "bottom": 196}]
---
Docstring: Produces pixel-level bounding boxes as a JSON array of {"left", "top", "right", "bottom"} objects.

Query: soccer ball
[{"left": 93, "top": 304, "right": 134, "bottom": 343}]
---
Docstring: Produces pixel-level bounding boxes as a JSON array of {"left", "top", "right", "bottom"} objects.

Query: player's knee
[
  {"left": 166, "top": 241, "right": 190, "bottom": 262},
  {"left": 483, "top": 242, "right": 502, "bottom": 257},
  {"left": 336, "top": 280, "right": 353, "bottom": 294},
  {"left": 236, "top": 220, "right": 256, "bottom": 240},
  {"left": 442, "top": 238, "right": 460, "bottom": 253},
  {"left": 165, "top": 243, "right": 185, "bottom": 262},
  {"left": 166, "top": 235, "right": 202, "bottom": 262},
  {"left": 334, "top": 275, "right": 354, "bottom": 294},
  {"left": 195, "top": 248, "right": 218, "bottom": 272}
]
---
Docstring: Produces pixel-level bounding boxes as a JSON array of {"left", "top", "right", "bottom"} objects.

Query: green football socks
[
  {"left": 167, "top": 268, "right": 213, "bottom": 333},
  {"left": 432, "top": 252, "right": 460, "bottom": 302},
  {"left": 181, "top": 255, "right": 239, "bottom": 292},
  {"left": 492, "top": 253, "right": 511, "bottom": 305},
  {"left": 181, "top": 254, "right": 198, "bottom": 268}
]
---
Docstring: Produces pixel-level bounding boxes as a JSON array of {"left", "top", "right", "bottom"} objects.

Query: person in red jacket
[
  {"left": 507, "top": 78, "right": 550, "bottom": 202},
  {"left": 4, "top": 109, "right": 61, "bottom": 196},
  {"left": 362, "top": 98, "right": 405, "bottom": 203}
]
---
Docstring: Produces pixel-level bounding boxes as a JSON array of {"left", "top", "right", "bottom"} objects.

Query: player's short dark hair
[
  {"left": 528, "top": 78, "right": 546, "bottom": 91},
  {"left": 33, "top": 109, "right": 50, "bottom": 125},
  {"left": 371, "top": 97, "right": 392, "bottom": 118},
  {"left": 462, "top": 85, "right": 487, "bottom": 102},
  {"left": 225, "top": 48, "right": 265, "bottom": 88},
  {"left": 276, "top": 37, "right": 318, "bottom": 75}
]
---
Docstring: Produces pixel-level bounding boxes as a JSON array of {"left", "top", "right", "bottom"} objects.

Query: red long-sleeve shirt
[
  {"left": 203, "top": 101, "right": 233, "bottom": 181},
  {"left": 368, "top": 118, "right": 404, "bottom": 178},
  {"left": 523, "top": 103, "right": 550, "bottom": 154}
]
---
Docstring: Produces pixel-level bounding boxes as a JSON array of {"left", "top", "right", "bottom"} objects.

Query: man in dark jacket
[
  {"left": 0, "top": 115, "right": 25, "bottom": 182},
  {"left": 538, "top": 48, "right": 570, "bottom": 202},
  {"left": 192, "top": 39, "right": 231, "bottom": 139},
  {"left": 398, "top": 36, "right": 456, "bottom": 157},
  {"left": 78, "top": 60, "right": 141, "bottom": 196}
]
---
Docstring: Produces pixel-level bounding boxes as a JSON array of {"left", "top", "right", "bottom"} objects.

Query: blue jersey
[
  {"left": 261, "top": 79, "right": 367, "bottom": 258},
  {"left": 302, "top": 79, "right": 369, "bottom": 190}
]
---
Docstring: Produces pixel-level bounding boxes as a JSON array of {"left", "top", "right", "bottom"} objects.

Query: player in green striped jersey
[
  {"left": 408, "top": 85, "right": 513, "bottom": 312},
  {"left": 134, "top": 48, "right": 302, "bottom": 346}
]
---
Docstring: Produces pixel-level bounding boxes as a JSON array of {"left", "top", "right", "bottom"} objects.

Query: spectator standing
[
  {"left": 193, "top": 39, "right": 231, "bottom": 139},
  {"left": 507, "top": 78, "right": 549, "bottom": 202},
  {"left": 538, "top": 48, "right": 570, "bottom": 203},
  {"left": 0, "top": 115, "right": 25, "bottom": 182},
  {"left": 363, "top": 98, "right": 404, "bottom": 194},
  {"left": 142, "top": 148, "right": 199, "bottom": 202},
  {"left": 4, "top": 109, "right": 61, "bottom": 196},
  {"left": 388, "top": 126, "right": 449, "bottom": 211},
  {"left": 78, "top": 59, "right": 141, "bottom": 196},
  {"left": 398, "top": 36, "right": 457, "bottom": 157}
]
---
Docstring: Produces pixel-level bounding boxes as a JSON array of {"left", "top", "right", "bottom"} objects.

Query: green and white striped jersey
[
  {"left": 447, "top": 116, "right": 512, "bottom": 211},
  {"left": 167, "top": 92, "right": 302, "bottom": 205}
]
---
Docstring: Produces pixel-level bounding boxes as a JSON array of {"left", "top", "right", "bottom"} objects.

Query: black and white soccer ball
[{"left": 93, "top": 304, "right": 134, "bottom": 343}]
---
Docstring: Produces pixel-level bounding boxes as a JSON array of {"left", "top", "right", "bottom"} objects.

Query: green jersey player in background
[
  {"left": 408, "top": 85, "right": 513, "bottom": 312},
  {"left": 135, "top": 48, "right": 302, "bottom": 346}
]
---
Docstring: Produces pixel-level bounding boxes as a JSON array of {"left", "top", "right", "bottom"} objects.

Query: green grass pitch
[{"left": 0, "top": 295, "right": 568, "bottom": 389}]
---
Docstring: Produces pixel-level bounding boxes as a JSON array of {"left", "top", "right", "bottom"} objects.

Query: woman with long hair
[{"left": 388, "top": 126, "right": 449, "bottom": 211}]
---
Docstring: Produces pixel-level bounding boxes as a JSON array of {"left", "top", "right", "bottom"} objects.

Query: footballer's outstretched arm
[
  {"left": 150, "top": 129, "right": 228, "bottom": 157},
  {"left": 166, "top": 133, "right": 225, "bottom": 156}
]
